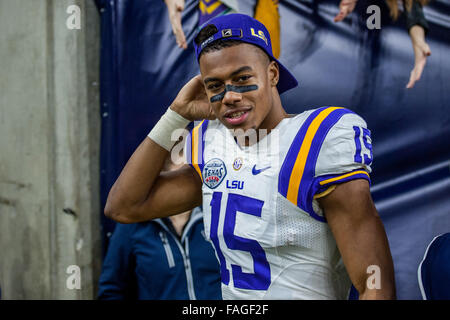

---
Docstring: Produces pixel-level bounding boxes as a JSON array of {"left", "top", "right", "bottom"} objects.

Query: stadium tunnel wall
[
  {"left": 96, "top": 0, "right": 450, "bottom": 299},
  {"left": 0, "top": 0, "right": 101, "bottom": 299}
]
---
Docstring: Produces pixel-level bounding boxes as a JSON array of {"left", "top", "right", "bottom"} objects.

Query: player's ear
[{"left": 268, "top": 61, "right": 279, "bottom": 87}]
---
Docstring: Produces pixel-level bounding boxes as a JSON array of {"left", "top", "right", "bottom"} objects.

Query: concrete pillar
[{"left": 0, "top": 0, "right": 101, "bottom": 299}]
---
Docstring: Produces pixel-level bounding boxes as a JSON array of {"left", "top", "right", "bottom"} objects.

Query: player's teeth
[{"left": 231, "top": 111, "right": 244, "bottom": 118}]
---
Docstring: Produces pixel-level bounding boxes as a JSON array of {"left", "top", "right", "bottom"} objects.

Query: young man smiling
[{"left": 105, "top": 13, "right": 396, "bottom": 300}]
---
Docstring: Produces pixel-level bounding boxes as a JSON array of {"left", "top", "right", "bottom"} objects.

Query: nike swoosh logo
[{"left": 252, "top": 165, "right": 271, "bottom": 175}]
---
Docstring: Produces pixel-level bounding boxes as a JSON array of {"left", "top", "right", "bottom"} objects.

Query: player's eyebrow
[
  {"left": 204, "top": 66, "right": 253, "bottom": 84},
  {"left": 229, "top": 66, "right": 253, "bottom": 77}
]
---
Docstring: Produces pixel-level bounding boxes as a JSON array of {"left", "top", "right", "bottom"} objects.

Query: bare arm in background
[
  {"left": 406, "top": 24, "right": 431, "bottom": 88},
  {"left": 164, "top": 0, "right": 188, "bottom": 49},
  {"left": 334, "top": 0, "right": 431, "bottom": 89}
]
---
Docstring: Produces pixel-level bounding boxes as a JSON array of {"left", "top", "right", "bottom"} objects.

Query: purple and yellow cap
[{"left": 193, "top": 13, "right": 298, "bottom": 94}]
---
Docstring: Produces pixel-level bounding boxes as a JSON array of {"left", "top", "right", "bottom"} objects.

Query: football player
[{"left": 105, "top": 13, "right": 396, "bottom": 300}]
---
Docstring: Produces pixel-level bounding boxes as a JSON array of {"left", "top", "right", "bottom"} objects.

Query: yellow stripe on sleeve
[
  {"left": 191, "top": 120, "right": 205, "bottom": 181},
  {"left": 286, "top": 107, "right": 343, "bottom": 205},
  {"left": 319, "top": 170, "right": 370, "bottom": 186},
  {"left": 313, "top": 185, "right": 337, "bottom": 199}
]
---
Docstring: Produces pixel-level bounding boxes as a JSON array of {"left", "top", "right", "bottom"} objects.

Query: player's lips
[{"left": 223, "top": 107, "right": 251, "bottom": 126}]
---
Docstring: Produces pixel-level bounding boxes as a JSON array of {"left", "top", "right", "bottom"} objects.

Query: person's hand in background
[
  {"left": 164, "top": 0, "right": 187, "bottom": 49},
  {"left": 407, "top": 25, "right": 431, "bottom": 89},
  {"left": 334, "top": 0, "right": 358, "bottom": 22}
]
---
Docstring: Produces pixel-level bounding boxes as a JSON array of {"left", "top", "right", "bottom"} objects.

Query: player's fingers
[
  {"left": 206, "top": 109, "right": 217, "bottom": 120},
  {"left": 192, "top": 74, "right": 203, "bottom": 83},
  {"left": 186, "top": 74, "right": 207, "bottom": 98},
  {"left": 206, "top": 103, "right": 216, "bottom": 120}
]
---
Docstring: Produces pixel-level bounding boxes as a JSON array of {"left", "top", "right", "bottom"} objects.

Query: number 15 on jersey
[{"left": 210, "top": 192, "right": 271, "bottom": 290}]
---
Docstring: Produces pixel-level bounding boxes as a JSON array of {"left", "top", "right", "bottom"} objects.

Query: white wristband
[{"left": 147, "top": 108, "right": 190, "bottom": 151}]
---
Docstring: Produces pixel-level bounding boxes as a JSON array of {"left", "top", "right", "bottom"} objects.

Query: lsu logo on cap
[
  {"left": 250, "top": 28, "right": 268, "bottom": 45},
  {"left": 203, "top": 158, "right": 227, "bottom": 189}
]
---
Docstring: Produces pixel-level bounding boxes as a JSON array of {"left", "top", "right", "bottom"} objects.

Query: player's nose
[{"left": 222, "top": 89, "right": 242, "bottom": 106}]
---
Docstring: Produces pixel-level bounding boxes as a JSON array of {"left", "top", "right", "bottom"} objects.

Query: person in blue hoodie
[
  {"left": 98, "top": 157, "right": 222, "bottom": 300},
  {"left": 418, "top": 232, "right": 450, "bottom": 300}
]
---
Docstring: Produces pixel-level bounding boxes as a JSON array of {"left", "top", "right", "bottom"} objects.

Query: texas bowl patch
[{"left": 203, "top": 158, "right": 227, "bottom": 189}]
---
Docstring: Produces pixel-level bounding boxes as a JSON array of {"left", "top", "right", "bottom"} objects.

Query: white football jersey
[{"left": 185, "top": 106, "right": 373, "bottom": 300}]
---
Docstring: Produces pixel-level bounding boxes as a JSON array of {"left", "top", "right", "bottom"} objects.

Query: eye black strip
[
  {"left": 210, "top": 91, "right": 226, "bottom": 103},
  {"left": 210, "top": 84, "right": 258, "bottom": 103}
]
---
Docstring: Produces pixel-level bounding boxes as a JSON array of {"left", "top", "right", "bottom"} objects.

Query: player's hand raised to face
[{"left": 170, "top": 75, "right": 216, "bottom": 121}]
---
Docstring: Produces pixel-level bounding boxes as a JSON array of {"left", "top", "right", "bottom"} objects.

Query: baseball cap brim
[{"left": 271, "top": 56, "right": 298, "bottom": 94}]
